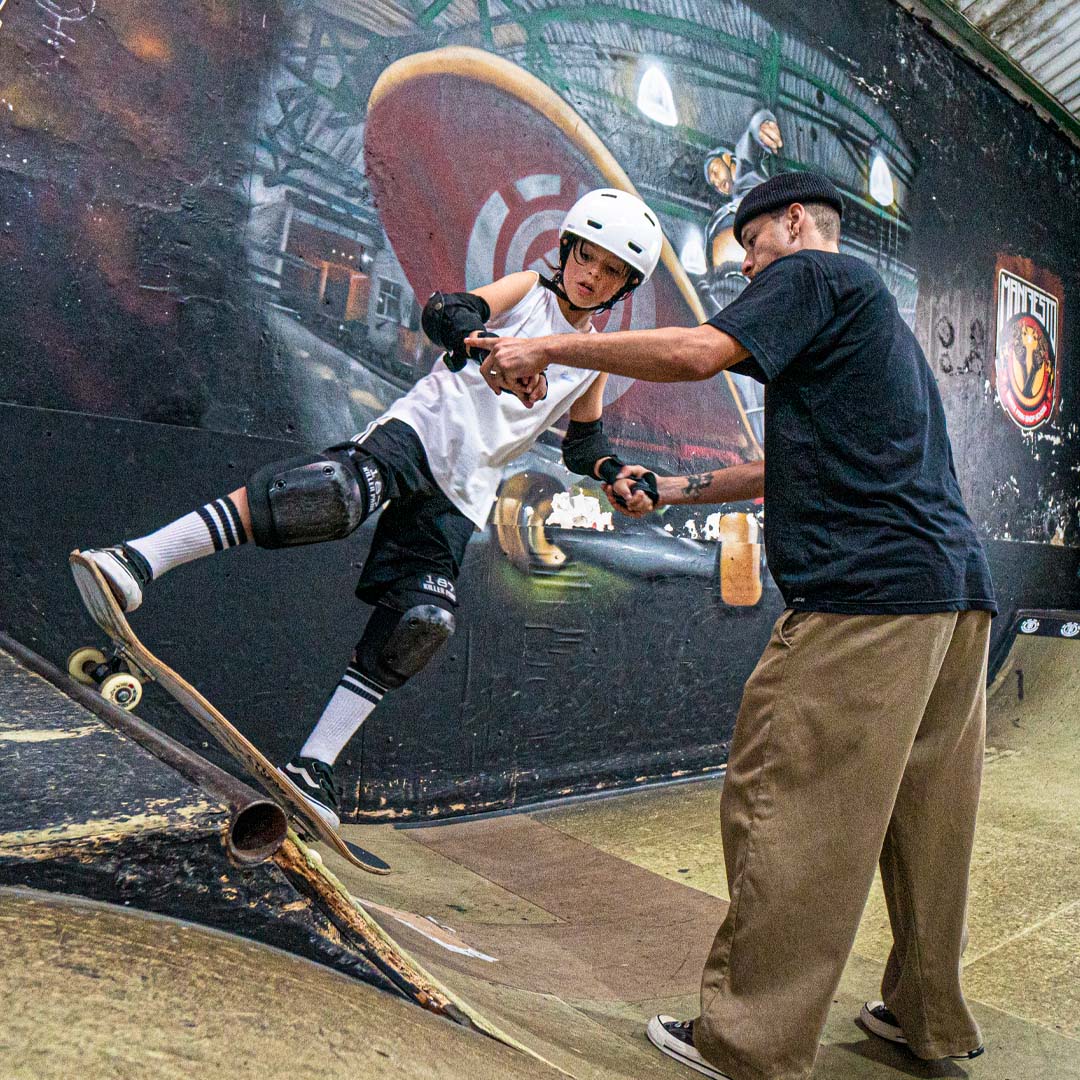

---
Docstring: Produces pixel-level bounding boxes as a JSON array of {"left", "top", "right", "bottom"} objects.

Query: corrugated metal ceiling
[
  {"left": 925, "top": 0, "right": 1080, "bottom": 143},
  {"left": 946, "top": 0, "right": 1080, "bottom": 114}
]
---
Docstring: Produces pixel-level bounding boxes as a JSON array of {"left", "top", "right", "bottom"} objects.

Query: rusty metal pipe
[{"left": 0, "top": 633, "right": 287, "bottom": 866}]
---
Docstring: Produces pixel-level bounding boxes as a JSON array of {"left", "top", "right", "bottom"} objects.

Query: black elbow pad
[
  {"left": 562, "top": 418, "right": 615, "bottom": 478},
  {"left": 422, "top": 291, "right": 491, "bottom": 371}
]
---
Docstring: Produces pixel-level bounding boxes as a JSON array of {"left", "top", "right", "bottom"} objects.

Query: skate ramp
[
  {"left": 324, "top": 628, "right": 1080, "bottom": 1079},
  {"left": 1, "top": 887, "right": 562, "bottom": 1080},
  {"left": 3, "top": 626, "right": 1077, "bottom": 1079}
]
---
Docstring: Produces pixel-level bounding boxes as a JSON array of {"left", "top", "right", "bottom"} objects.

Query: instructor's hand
[{"left": 469, "top": 333, "right": 549, "bottom": 392}]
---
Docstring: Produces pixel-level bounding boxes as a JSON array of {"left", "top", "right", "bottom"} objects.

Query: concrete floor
[
  {"left": 342, "top": 634, "right": 1080, "bottom": 1079},
  {"left": 0, "top": 887, "right": 563, "bottom": 1080},
  {"left": 4, "top": 635, "right": 1077, "bottom": 1079}
]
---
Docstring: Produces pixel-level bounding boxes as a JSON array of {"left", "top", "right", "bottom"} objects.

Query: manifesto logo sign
[{"left": 994, "top": 264, "right": 1062, "bottom": 430}]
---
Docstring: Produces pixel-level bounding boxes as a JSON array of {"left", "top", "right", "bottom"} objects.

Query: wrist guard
[
  {"left": 562, "top": 419, "right": 614, "bottom": 478},
  {"left": 598, "top": 456, "right": 659, "bottom": 509},
  {"left": 596, "top": 456, "right": 627, "bottom": 484},
  {"left": 422, "top": 291, "right": 493, "bottom": 373},
  {"left": 628, "top": 470, "right": 659, "bottom": 507}
]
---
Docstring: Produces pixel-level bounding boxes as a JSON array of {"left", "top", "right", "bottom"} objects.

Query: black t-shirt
[{"left": 709, "top": 250, "right": 996, "bottom": 615}]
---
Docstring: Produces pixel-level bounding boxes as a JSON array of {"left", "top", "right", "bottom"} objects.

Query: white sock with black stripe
[
  {"left": 126, "top": 496, "right": 248, "bottom": 580},
  {"left": 299, "top": 666, "right": 386, "bottom": 765}
]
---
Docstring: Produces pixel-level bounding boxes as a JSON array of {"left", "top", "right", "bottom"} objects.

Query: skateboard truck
[{"left": 67, "top": 645, "right": 148, "bottom": 710}]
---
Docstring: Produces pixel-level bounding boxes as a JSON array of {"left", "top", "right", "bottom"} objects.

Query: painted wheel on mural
[
  {"left": 493, "top": 472, "right": 567, "bottom": 573},
  {"left": 364, "top": 47, "right": 763, "bottom": 462}
]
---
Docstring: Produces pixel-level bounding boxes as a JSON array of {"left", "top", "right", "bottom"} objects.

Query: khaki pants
[{"left": 695, "top": 609, "right": 990, "bottom": 1080}]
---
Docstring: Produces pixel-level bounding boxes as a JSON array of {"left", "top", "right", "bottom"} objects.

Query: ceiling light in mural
[
  {"left": 637, "top": 65, "right": 678, "bottom": 127},
  {"left": 869, "top": 151, "right": 896, "bottom": 207},
  {"left": 680, "top": 231, "right": 707, "bottom": 276}
]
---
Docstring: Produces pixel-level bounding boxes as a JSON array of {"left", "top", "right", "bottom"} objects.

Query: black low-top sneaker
[
  {"left": 645, "top": 1016, "right": 732, "bottom": 1079},
  {"left": 279, "top": 755, "right": 341, "bottom": 829},
  {"left": 859, "top": 1002, "right": 984, "bottom": 1060}
]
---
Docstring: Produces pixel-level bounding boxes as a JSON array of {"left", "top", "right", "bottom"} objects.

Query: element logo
[
  {"left": 1061, "top": 622, "right": 1080, "bottom": 639},
  {"left": 995, "top": 269, "right": 1060, "bottom": 430},
  {"left": 1019, "top": 618, "right": 1040, "bottom": 635}
]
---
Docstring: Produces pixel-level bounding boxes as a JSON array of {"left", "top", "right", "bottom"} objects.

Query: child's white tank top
[{"left": 372, "top": 280, "right": 600, "bottom": 527}]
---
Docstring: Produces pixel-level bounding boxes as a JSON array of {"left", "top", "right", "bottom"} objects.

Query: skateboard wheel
[
  {"left": 100, "top": 671, "right": 143, "bottom": 710},
  {"left": 68, "top": 647, "right": 107, "bottom": 685}
]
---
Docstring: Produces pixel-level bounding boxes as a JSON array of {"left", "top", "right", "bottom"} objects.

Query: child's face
[{"left": 562, "top": 239, "right": 632, "bottom": 308}]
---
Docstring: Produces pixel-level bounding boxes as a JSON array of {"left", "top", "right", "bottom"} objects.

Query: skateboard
[{"left": 67, "top": 550, "right": 390, "bottom": 875}]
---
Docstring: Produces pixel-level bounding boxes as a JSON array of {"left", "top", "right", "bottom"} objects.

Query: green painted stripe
[
  {"left": 911, "top": 0, "right": 1080, "bottom": 146},
  {"left": 417, "top": 0, "right": 456, "bottom": 27},
  {"left": 515, "top": 6, "right": 908, "bottom": 157}
]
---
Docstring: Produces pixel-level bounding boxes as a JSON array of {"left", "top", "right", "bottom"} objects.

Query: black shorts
[{"left": 352, "top": 420, "right": 475, "bottom": 607}]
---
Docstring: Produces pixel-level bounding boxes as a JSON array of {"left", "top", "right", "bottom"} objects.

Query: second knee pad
[{"left": 355, "top": 578, "right": 457, "bottom": 689}]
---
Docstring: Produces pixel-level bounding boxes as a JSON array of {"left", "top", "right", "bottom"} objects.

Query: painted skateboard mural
[
  {"left": 2, "top": 0, "right": 1078, "bottom": 819},
  {"left": 364, "top": 47, "right": 761, "bottom": 472}
]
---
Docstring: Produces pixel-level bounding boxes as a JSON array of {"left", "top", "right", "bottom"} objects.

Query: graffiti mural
[
  {"left": 2, "top": 0, "right": 1079, "bottom": 816},
  {"left": 240, "top": 0, "right": 921, "bottom": 556}
]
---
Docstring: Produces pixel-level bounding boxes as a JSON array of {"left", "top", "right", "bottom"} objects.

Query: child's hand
[
  {"left": 603, "top": 465, "right": 660, "bottom": 516},
  {"left": 491, "top": 371, "right": 546, "bottom": 408},
  {"left": 519, "top": 372, "right": 548, "bottom": 407}
]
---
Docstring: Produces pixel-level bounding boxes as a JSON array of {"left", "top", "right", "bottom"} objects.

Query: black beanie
[{"left": 733, "top": 172, "right": 844, "bottom": 246}]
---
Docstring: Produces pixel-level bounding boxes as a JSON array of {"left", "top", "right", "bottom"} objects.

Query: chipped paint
[
  {"left": 0, "top": 802, "right": 222, "bottom": 858},
  {"left": 0, "top": 723, "right": 100, "bottom": 743},
  {"left": 361, "top": 899, "right": 499, "bottom": 963},
  {"left": 277, "top": 834, "right": 568, "bottom": 1072}
]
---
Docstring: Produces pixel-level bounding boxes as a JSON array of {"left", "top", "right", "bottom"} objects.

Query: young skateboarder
[{"left": 78, "top": 188, "right": 663, "bottom": 829}]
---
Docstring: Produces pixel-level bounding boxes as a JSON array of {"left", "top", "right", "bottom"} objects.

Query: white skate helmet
[{"left": 558, "top": 188, "right": 663, "bottom": 300}]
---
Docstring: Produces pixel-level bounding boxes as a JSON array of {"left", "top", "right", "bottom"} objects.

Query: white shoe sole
[
  {"left": 860, "top": 1001, "right": 906, "bottom": 1043},
  {"left": 85, "top": 549, "right": 144, "bottom": 613},
  {"left": 646, "top": 1016, "right": 731, "bottom": 1079},
  {"left": 860, "top": 1001, "right": 984, "bottom": 1061}
]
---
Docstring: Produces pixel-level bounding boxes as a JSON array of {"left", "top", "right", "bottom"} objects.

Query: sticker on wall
[{"left": 993, "top": 256, "right": 1064, "bottom": 431}]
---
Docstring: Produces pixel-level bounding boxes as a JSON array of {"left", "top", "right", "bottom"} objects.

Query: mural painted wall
[{"left": 2, "top": 0, "right": 1078, "bottom": 817}]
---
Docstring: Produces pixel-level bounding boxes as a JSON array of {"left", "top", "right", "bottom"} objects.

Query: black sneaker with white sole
[
  {"left": 645, "top": 1016, "right": 733, "bottom": 1079},
  {"left": 859, "top": 1002, "right": 984, "bottom": 1060},
  {"left": 279, "top": 755, "right": 342, "bottom": 829}
]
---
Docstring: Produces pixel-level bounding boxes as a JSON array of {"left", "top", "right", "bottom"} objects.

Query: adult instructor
[{"left": 469, "top": 172, "right": 996, "bottom": 1080}]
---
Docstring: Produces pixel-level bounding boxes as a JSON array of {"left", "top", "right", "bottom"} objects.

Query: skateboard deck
[{"left": 68, "top": 551, "right": 390, "bottom": 875}]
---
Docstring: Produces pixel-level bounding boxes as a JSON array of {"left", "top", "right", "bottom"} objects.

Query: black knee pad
[
  {"left": 246, "top": 447, "right": 385, "bottom": 549},
  {"left": 354, "top": 577, "right": 457, "bottom": 689}
]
